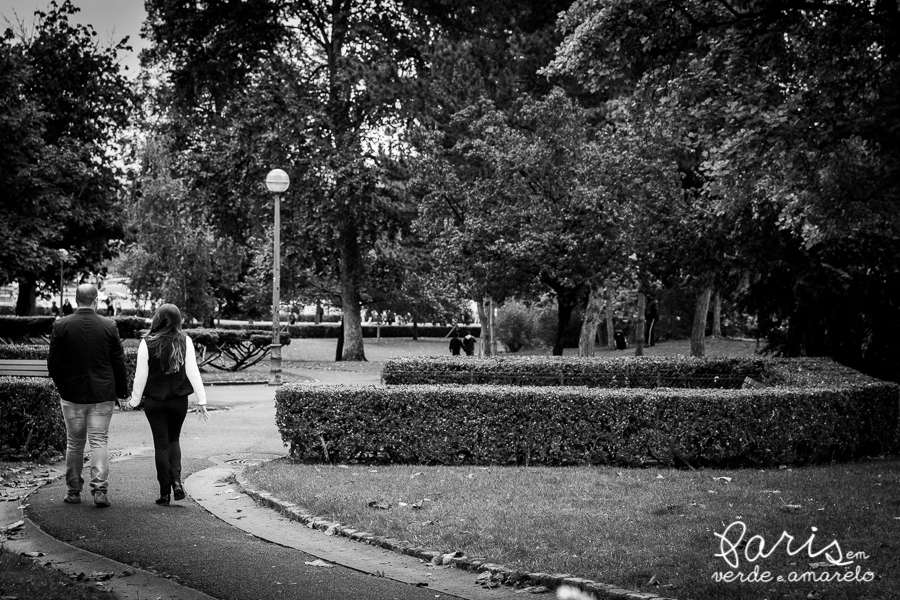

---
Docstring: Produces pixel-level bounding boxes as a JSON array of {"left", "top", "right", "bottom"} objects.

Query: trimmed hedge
[
  {"left": 276, "top": 381, "right": 899, "bottom": 468},
  {"left": 275, "top": 357, "right": 900, "bottom": 468},
  {"left": 0, "top": 345, "right": 137, "bottom": 458},
  {"left": 0, "top": 377, "right": 67, "bottom": 459},
  {"left": 0, "top": 315, "right": 149, "bottom": 340},
  {"left": 215, "top": 323, "right": 481, "bottom": 339},
  {"left": 0, "top": 344, "right": 138, "bottom": 389},
  {"left": 382, "top": 355, "right": 770, "bottom": 388}
]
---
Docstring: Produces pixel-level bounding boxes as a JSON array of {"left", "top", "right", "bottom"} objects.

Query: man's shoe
[
  {"left": 155, "top": 494, "right": 170, "bottom": 506},
  {"left": 63, "top": 493, "right": 81, "bottom": 504},
  {"left": 93, "top": 493, "right": 110, "bottom": 508}
]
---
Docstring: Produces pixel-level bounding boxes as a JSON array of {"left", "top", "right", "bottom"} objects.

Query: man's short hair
[{"left": 75, "top": 284, "right": 99, "bottom": 307}]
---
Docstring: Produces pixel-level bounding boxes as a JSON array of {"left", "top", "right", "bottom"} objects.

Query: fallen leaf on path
[
  {"left": 304, "top": 559, "right": 333, "bottom": 568},
  {"left": 367, "top": 500, "right": 391, "bottom": 510}
]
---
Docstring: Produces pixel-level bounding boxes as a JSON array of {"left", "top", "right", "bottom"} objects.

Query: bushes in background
[
  {"left": 382, "top": 355, "right": 773, "bottom": 388},
  {"left": 277, "top": 356, "right": 900, "bottom": 468},
  {"left": 0, "top": 377, "right": 67, "bottom": 459}
]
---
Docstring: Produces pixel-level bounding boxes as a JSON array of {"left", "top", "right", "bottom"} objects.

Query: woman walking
[{"left": 128, "top": 304, "right": 209, "bottom": 505}]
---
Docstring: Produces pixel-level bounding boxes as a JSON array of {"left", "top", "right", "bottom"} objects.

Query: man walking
[{"left": 48, "top": 284, "right": 128, "bottom": 508}]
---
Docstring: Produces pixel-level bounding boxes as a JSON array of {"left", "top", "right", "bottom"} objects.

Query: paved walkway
[{"left": 2, "top": 383, "right": 528, "bottom": 600}]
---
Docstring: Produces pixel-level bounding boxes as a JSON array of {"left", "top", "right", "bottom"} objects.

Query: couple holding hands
[{"left": 48, "top": 284, "right": 209, "bottom": 508}]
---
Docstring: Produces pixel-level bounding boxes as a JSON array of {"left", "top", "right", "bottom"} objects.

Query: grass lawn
[{"left": 240, "top": 335, "right": 899, "bottom": 599}]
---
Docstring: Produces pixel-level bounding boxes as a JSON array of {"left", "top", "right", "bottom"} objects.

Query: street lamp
[
  {"left": 57, "top": 249, "right": 69, "bottom": 315},
  {"left": 265, "top": 169, "right": 290, "bottom": 386}
]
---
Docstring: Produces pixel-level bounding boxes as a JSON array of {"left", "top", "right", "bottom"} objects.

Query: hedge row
[
  {"left": 182, "top": 328, "right": 291, "bottom": 348},
  {"left": 0, "top": 315, "right": 469, "bottom": 340},
  {"left": 382, "top": 355, "right": 773, "bottom": 389},
  {"left": 0, "top": 315, "right": 148, "bottom": 340},
  {"left": 275, "top": 380, "right": 899, "bottom": 468},
  {"left": 0, "top": 377, "right": 67, "bottom": 460},
  {"left": 0, "top": 346, "right": 138, "bottom": 459}
]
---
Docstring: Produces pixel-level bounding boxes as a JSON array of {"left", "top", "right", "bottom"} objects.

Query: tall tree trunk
[
  {"left": 552, "top": 290, "right": 579, "bottom": 356},
  {"left": 578, "top": 285, "right": 604, "bottom": 357},
  {"left": 712, "top": 291, "right": 723, "bottom": 338},
  {"left": 635, "top": 292, "right": 646, "bottom": 357},
  {"left": 339, "top": 225, "right": 366, "bottom": 361},
  {"left": 691, "top": 285, "right": 714, "bottom": 357},
  {"left": 14, "top": 276, "right": 37, "bottom": 316},
  {"left": 605, "top": 282, "right": 616, "bottom": 351},
  {"left": 477, "top": 298, "right": 491, "bottom": 357}
]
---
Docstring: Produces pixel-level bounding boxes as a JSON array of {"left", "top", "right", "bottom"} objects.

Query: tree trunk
[
  {"left": 477, "top": 298, "right": 491, "bottom": 357},
  {"left": 712, "top": 291, "right": 723, "bottom": 338},
  {"left": 635, "top": 292, "right": 646, "bottom": 357},
  {"left": 15, "top": 276, "right": 37, "bottom": 316},
  {"left": 605, "top": 282, "right": 616, "bottom": 351},
  {"left": 552, "top": 290, "right": 579, "bottom": 356},
  {"left": 335, "top": 319, "right": 344, "bottom": 361},
  {"left": 578, "top": 285, "right": 604, "bottom": 357},
  {"left": 339, "top": 224, "right": 366, "bottom": 361},
  {"left": 691, "top": 285, "right": 714, "bottom": 357}
]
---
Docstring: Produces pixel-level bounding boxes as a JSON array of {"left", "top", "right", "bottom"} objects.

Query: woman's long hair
[{"left": 144, "top": 304, "right": 186, "bottom": 374}]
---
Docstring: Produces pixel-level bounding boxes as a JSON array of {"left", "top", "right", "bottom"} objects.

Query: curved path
[{"left": 8, "top": 382, "right": 529, "bottom": 600}]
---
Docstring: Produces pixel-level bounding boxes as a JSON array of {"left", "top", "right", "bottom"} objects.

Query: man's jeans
[{"left": 59, "top": 400, "right": 115, "bottom": 496}]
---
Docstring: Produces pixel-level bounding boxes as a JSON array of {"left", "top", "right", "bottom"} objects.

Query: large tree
[
  {"left": 414, "top": 89, "right": 683, "bottom": 354},
  {"left": 548, "top": 0, "right": 900, "bottom": 379},
  {"left": 0, "top": 1, "right": 135, "bottom": 314},
  {"left": 143, "top": 0, "right": 477, "bottom": 360}
]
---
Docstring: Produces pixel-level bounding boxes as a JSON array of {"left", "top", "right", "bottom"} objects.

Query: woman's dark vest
[{"left": 145, "top": 344, "right": 194, "bottom": 400}]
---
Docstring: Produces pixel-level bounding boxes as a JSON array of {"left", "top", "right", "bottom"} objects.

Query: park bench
[{"left": 0, "top": 359, "right": 49, "bottom": 378}]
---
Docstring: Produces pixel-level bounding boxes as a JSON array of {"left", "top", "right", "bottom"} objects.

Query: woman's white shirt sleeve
[
  {"left": 184, "top": 335, "right": 207, "bottom": 405},
  {"left": 129, "top": 339, "right": 149, "bottom": 407}
]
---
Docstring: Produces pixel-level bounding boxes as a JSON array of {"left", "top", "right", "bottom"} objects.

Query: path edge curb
[{"left": 233, "top": 471, "right": 677, "bottom": 600}]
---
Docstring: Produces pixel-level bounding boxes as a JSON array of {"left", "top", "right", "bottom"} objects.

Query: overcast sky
[{"left": 0, "top": 0, "right": 148, "bottom": 77}]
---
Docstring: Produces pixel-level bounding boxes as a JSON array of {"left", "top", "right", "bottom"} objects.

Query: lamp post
[
  {"left": 265, "top": 169, "right": 290, "bottom": 386},
  {"left": 57, "top": 249, "right": 69, "bottom": 314}
]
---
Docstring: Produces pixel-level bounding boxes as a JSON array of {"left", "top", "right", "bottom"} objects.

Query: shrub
[
  {"left": 0, "top": 316, "right": 54, "bottom": 339},
  {"left": 0, "top": 377, "right": 66, "bottom": 459},
  {"left": 275, "top": 378, "right": 899, "bottom": 468},
  {"left": 494, "top": 301, "right": 538, "bottom": 352},
  {"left": 382, "top": 355, "right": 773, "bottom": 388},
  {"left": 0, "top": 345, "right": 138, "bottom": 392}
]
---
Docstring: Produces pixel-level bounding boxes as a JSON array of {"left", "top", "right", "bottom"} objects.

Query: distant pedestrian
[
  {"left": 113, "top": 298, "right": 122, "bottom": 316},
  {"left": 51, "top": 301, "right": 60, "bottom": 317},
  {"left": 62, "top": 299, "right": 73, "bottom": 315},
  {"left": 48, "top": 284, "right": 128, "bottom": 508},
  {"left": 127, "top": 303, "right": 208, "bottom": 506},
  {"left": 449, "top": 330, "right": 463, "bottom": 356},
  {"left": 104, "top": 297, "right": 113, "bottom": 316},
  {"left": 462, "top": 330, "right": 476, "bottom": 356}
]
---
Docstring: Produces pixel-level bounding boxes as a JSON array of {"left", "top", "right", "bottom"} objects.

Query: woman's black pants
[{"left": 143, "top": 396, "right": 189, "bottom": 495}]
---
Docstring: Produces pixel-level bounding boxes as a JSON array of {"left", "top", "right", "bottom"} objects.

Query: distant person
[
  {"left": 614, "top": 330, "right": 627, "bottom": 350},
  {"left": 113, "top": 298, "right": 122, "bottom": 316},
  {"left": 127, "top": 304, "right": 209, "bottom": 506},
  {"left": 51, "top": 301, "right": 60, "bottom": 317},
  {"left": 104, "top": 297, "right": 113, "bottom": 316},
  {"left": 47, "top": 284, "right": 128, "bottom": 508},
  {"left": 62, "top": 299, "right": 73, "bottom": 316},
  {"left": 462, "top": 330, "right": 476, "bottom": 356},
  {"left": 315, "top": 301, "right": 324, "bottom": 325},
  {"left": 449, "top": 330, "right": 463, "bottom": 356}
]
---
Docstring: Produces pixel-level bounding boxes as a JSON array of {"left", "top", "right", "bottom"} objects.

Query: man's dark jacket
[{"left": 48, "top": 308, "right": 127, "bottom": 403}]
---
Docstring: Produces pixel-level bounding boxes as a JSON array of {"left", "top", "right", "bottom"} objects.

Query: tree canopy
[
  {"left": 548, "top": 0, "right": 900, "bottom": 379},
  {"left": 0, "top": 0, "right": 135, "bottom": 314}
]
